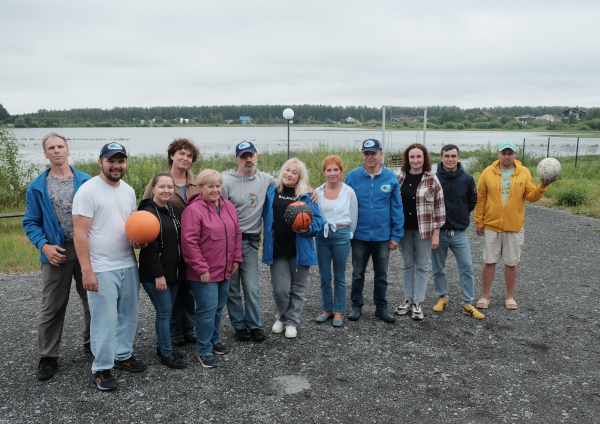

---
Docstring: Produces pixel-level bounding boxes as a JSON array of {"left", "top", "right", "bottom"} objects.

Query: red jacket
[{"left": 181, "top": 194, "right": 243, "bottom": 282}]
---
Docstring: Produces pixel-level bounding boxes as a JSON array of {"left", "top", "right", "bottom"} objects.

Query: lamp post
[{"left": 283, "top": 108, "right": 294, "bottom": 159}]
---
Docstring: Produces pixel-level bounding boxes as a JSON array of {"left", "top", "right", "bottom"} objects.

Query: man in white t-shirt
[{"left": 73, "top": 143, "right": 146, "bottom": 391}]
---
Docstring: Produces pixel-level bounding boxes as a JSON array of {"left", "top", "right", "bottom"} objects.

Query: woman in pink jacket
[{"left": 181, "top": 169, "right": 242, "bottom": 368}]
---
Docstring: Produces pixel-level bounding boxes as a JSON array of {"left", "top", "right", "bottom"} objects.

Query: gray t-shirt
[
  {"left": 72, "top": 176, "right": 137, "bottom": 273},
  {"left": 46, "top": 173, "right": 75, "bottom": 241}
]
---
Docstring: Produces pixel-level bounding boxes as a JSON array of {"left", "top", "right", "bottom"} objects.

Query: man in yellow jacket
[{"left": 474, "top": 140, "right": 556, "bottom": 310}]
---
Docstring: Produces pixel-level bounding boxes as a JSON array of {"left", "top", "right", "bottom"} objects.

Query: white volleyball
[{"left": 536, "top": 158, "right": 562, "bottom": 180}]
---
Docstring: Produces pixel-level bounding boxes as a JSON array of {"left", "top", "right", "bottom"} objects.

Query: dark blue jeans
[
  {"left": 190, "top": 279, "right": 230, "bottom": 357},
  {"left": 350, "top": 239, "right": 391, "bottom": 310},
  {"left": 170, "top": 280, "right": 195, "bottom": 339},
  {"left": 142, "top": 281, "right": 180, "bottom": 356}
]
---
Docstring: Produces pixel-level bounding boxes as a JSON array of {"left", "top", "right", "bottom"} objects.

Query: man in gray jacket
[{"left": 222, "top": 142, "right": 276, "bottom": 342}]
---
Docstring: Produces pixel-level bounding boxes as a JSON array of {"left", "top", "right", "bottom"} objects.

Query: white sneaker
[
  {"left": 284, "top": 326, "right": 297, "bottom": 338},
  {"left": 272, "top": 320, "right": 284, "bottom": 334}
]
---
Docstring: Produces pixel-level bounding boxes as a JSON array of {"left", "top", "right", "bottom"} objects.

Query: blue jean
[
  {"left": 142, "top": 281, "right": 180, "bottom": 356},
  {"left": 227, "top": 239, "right": 263, "bottom": 330},
  {"left": 190, "top": 279, "right": 230, "bottom": 357},
  {"left": 88, "top": 266, "right": 140, "bottom": 373},
  {"left": 316, "top": 226, "right": 351, "bottom": 312},
  {"left": 431, "top": 230, "right": 475, "bottom": 303},
  {"left": 399, "top": 229, "right": 431, "bottom": 303},
  {"left": 170, "top": 280, "right": 195, "bottom": 338},
  {"left": 350, "top": 239, "right": 391, "bottom": 310}
]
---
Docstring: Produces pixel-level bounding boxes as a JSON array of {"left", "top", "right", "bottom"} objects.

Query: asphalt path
[{"left": 1, "top": 205, "right": 599, "bottom": 423}]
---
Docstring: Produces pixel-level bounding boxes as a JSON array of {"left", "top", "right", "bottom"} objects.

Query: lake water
[{"left": 12, "top": 126, "right": 600, "bottom": 165}]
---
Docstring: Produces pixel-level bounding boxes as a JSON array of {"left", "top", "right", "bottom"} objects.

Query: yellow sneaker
[
  {"left": 433, "top": 297, "right": 448, "bottom": 312},
  {"left": 462, "top": 304, "right": 485, "bottom": 319}
]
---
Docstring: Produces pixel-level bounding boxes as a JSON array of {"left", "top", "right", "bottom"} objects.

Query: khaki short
[{"left": 483, "top": 228, "right": 524, "bottom": 266}]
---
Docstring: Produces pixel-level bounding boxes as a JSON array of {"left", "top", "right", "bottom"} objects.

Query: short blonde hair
[
  {"left": 276, "top": 158, "right": 310, "bottom": 199},
  {"left": 196, "top": 169, "right": 223, "bottom": 187}
]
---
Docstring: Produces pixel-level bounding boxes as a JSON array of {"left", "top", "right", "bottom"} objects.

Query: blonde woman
[{"left": 262, "top": 158, "right": 323, "bottom": 338}]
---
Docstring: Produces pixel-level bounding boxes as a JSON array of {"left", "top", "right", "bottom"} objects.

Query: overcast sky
[{"left": 2, "top": 0, "right": 599, "bottom": 115}]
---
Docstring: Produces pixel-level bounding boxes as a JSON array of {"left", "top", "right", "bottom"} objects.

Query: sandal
[
  {"left": 476, "top": 298, "right": 490, "bottom": 309},
  {"left": 505, "top": 299, "right": 518, "bottom": 310}
]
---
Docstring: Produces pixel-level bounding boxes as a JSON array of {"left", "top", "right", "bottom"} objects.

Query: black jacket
[
  {"left": 436, "top": 162, "right": 477, "bottom": 231},
  {"left": 138, "top": 199, "right": 185, "bottom": 285}
]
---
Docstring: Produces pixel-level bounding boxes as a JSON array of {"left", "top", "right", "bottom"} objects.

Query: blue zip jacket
[
  {"left": 262, "top": 186, "right": 324, "bottom": 266},
  {"left": 344, "top": 164, "right": 404, "bottom": 242},
  {"left": 435, "top": 162, "right": 477, "bottom": 231},
  {"left": 22, "top": 166, "right": 91, "bottom": 263}
]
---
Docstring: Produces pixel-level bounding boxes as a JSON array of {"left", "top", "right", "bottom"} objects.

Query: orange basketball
[
  {"left": 284, "top": 201, "right": 313, "bottom": 232},
  {"left": 125, "top": 211, "right": 160, "bottom": 244}
]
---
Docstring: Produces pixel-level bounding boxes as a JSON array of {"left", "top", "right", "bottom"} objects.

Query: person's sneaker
[
  {"left": 347, "top": 307, "right": 362, "bottom": 321},
  {"left": 462, "top": 304, "right": 485, "bottom": 319},
  {"left": 433, "top": 297, "right": 448, "bottom": 312},
  {"left": 171, "top": 337, "right": 185, "bottom": 347},
  {"left": 36, "top": 357, "right": 58, "bottom": 381},
  {"left": 158, "top": 352, "right": 187, "bottom": 369},
  {"left": 272, "top": 320, "right": 284, "bottom": 334},
  {"left": 212, "top": 342, "right": 228, "bottom": 355},
  {"left": 92, "top": 370, "right": 118, "bottom": 391},
  {"left": 184, "top": 334, "right": 196, "bottom": 343},
  {"left": 412, "top": 303, "right": 424, "bottom": 321},
  {"left": 156, "top": 348, "right": 184, "bottom": 359},
  {"left": 284, "top": 326, "right": 297, "bottom": 339},
  {"left": 374, "top": 308, "right": 396, "bottom": 323},
  {"left": 114, "top": 356, "right": 147, "bottom": 373},
  {"left": 197, "top": 355, "right": 217, "bottom": 368},
  {"left": 394, "top": 300, "right": 413, "bottom": 315},
  {"left": 236, "top": 328, "right": 252, "bottom": 342},
  {"left": 250, "top": 328, "right": 266, "bottom": 342},
  {"left": 83, "top": 342, "right": 93, "bottom": 356}
]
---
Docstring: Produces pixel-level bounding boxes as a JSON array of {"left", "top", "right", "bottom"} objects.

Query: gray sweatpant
[{"left": 270, "top": 257, "right": 310, "bottom": 327}]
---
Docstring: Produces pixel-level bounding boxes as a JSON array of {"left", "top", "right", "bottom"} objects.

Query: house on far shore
[
  {"left": 479, "top": 111, "right": 492, "bottom": 117},
  {"left": 240, "top": 116, "right": 254, "bottom": 124},
  {"left": 346, "top": 116, "right": 361, "bottom": 124},
  {"left": 368, "top": 119, "right": 378, "bottom": 123},
  {"left": 516, "top": 115, "right": 534, "bottom": 123},
  {"left": 308, "top": 116, "right": 315, "bottom": 122},
  {"left": 562, "top": 107, "right": 587, "bottom": 120}
]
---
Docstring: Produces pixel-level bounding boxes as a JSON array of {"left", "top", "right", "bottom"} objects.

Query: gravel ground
[{"left": 1, "top": 205, "right": 599, "bottom": 423}]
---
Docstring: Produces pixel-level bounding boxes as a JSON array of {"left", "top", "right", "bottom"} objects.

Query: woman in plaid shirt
[{"left": 394, "top": 143, "right": 446, "bottom": 321}]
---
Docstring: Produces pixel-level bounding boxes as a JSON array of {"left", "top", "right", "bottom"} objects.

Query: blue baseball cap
[
  {"left": 99, "top": 142, "right": 128, "bottom": 158},
  {"left": 498, "top": 140, "right": 517, "bottom": 152},
  {"left": 361, "top": 139, "right": 382, "bottom": 153},
  {"left": 236, "top": 141, "right": 257, "bottom": 157}
]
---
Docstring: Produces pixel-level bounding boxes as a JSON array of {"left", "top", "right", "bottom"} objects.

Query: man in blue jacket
[
  {"left": 431, "top": 144, "right": 484, "bottom": 319},
  {"left": 344, "top": 139, "right": 404, "bottom": 323},
  {"left": 23, "top": 133, "right": 92, "bottom": 380}
]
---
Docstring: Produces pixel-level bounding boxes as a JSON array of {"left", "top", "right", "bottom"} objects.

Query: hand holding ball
[
  {"left": 284, "top": 202, "right": 313, "bottom": 233},
  {"left": 125, "top": 211, "right": 160, "bottom": 244}
]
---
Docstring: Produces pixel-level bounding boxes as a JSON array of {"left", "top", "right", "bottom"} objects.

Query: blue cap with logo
[
  {"left": 99, "top": 142, "right": 128, "bottom": 158},
  {"left": 498, "top": 140, "right": 517, "bottom": 152},
  {"left": 361, "top": 139, "right": 382, "bottom": 153},
  {"left": 236, "top": 141, "right": 257, "bottom": 157}
]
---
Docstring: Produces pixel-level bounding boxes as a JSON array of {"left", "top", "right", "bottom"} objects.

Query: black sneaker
[
  {"left": 156, "top": 347, "right": 184, "bottom": 359},
  {"left": 92, "top": 370, "right": 118, "bottom": 391},
  {"left": 114, "top": 356, "right": 147, "bottom": 373},
  {"left": 250, "top": 328, "right": 266, "bottom": 342},
  {"left": 235, "top": 328, "right": 252, "bottom": 342},
  {"left": 183, "top": 333, "right": 196, "bottom": 343},
  {"left": 212, "top": 342, "right": 228, "bottom": 355},
  {"left": 36, "top": 357, "right": 58, "bottom": 381},
  {"left": 197, "top": 355, "right": 217, "bottom": 368},
  {"left": 171, "top": 337, "right": 185, "bottom": 347},
  {"left": 158, "top": 352, "right": 187, "bottom": 369},
  {"left": 83, "top": 342, "right": 93, "bottom": 356}
]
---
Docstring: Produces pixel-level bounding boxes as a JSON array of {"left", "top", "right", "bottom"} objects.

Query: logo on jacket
[
  {"left": 381, "top": 184, "right": 391, "bottom": 192},
  {"left": 238, "top": 142, "right": 250, "bottom": 149},
  {"left": 245, "top": 193, "right": 258, "bottom": 208}
]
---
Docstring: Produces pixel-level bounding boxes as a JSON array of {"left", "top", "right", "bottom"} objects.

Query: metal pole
[
  {"left": 287, "top": 120, "right": 290, "bottom": 159},
  {"left": 381, "top": 106, "right": 386, "bottom": 161},
  {"left": 422, "top": 107, "right": 428, "bottom": 146},
  {"left": 575, "top": 137, "right": 580, "bottom": 167},
  {"left": 547, "top": 136, "right": 550, "bottom": 158},
  {"left": 522, "top": 138, "right": 526, "bottom": 164}
]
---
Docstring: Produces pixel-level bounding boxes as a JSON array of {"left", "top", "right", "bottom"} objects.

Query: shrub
[
  {"left": 0, "top": 128, "right": 38, "bottom": 206},
  {"left": 462, "top": 120, "right": 473, "bottom": 128},
  {"left": 555, "top": 185, "right": 589, "bottom": 206},
  {"left": 444, "top": 122, "right": 456, "bottom": 129},
  {"left": 547, "top": 121, "right": 565, "bottom": 130},
  {"left": 488, "top": 120, "right": 503, "bottom": 129},
  {"left": 455, "top": 123, "right": 465, "bottom": 130},
  {"left": 475, "top": 122, "right": 489, "bottom": 129}
]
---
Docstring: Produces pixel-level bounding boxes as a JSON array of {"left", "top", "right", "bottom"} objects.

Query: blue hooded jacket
[
  {"left": 22, "top": 166, "right": 91, "bottom": 263},
  {"left": 262, "top": 186, "right": 324, "bottom": 266},
  {"left": 344, "top": 164, "right": 404, "bottom": 242},
  {"left": 435, "top": 162, "right": 477, "bottom": 231}
]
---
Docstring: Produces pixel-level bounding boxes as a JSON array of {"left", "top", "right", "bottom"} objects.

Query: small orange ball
[{"left": 125, "top": 211, "right": 160, "bottom": 244}]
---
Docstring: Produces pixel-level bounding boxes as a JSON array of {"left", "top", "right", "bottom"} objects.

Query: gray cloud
[{"left": 1, "top": 0, "right": 598, "bottom": 114}]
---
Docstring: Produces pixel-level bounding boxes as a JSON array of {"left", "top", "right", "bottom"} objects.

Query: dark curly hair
[
  {"left": 401, "top": 143, "right": 432, "bottom": 173},
  {"left": 167, "top": 138, "right": 200, "bottom": 167}
]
